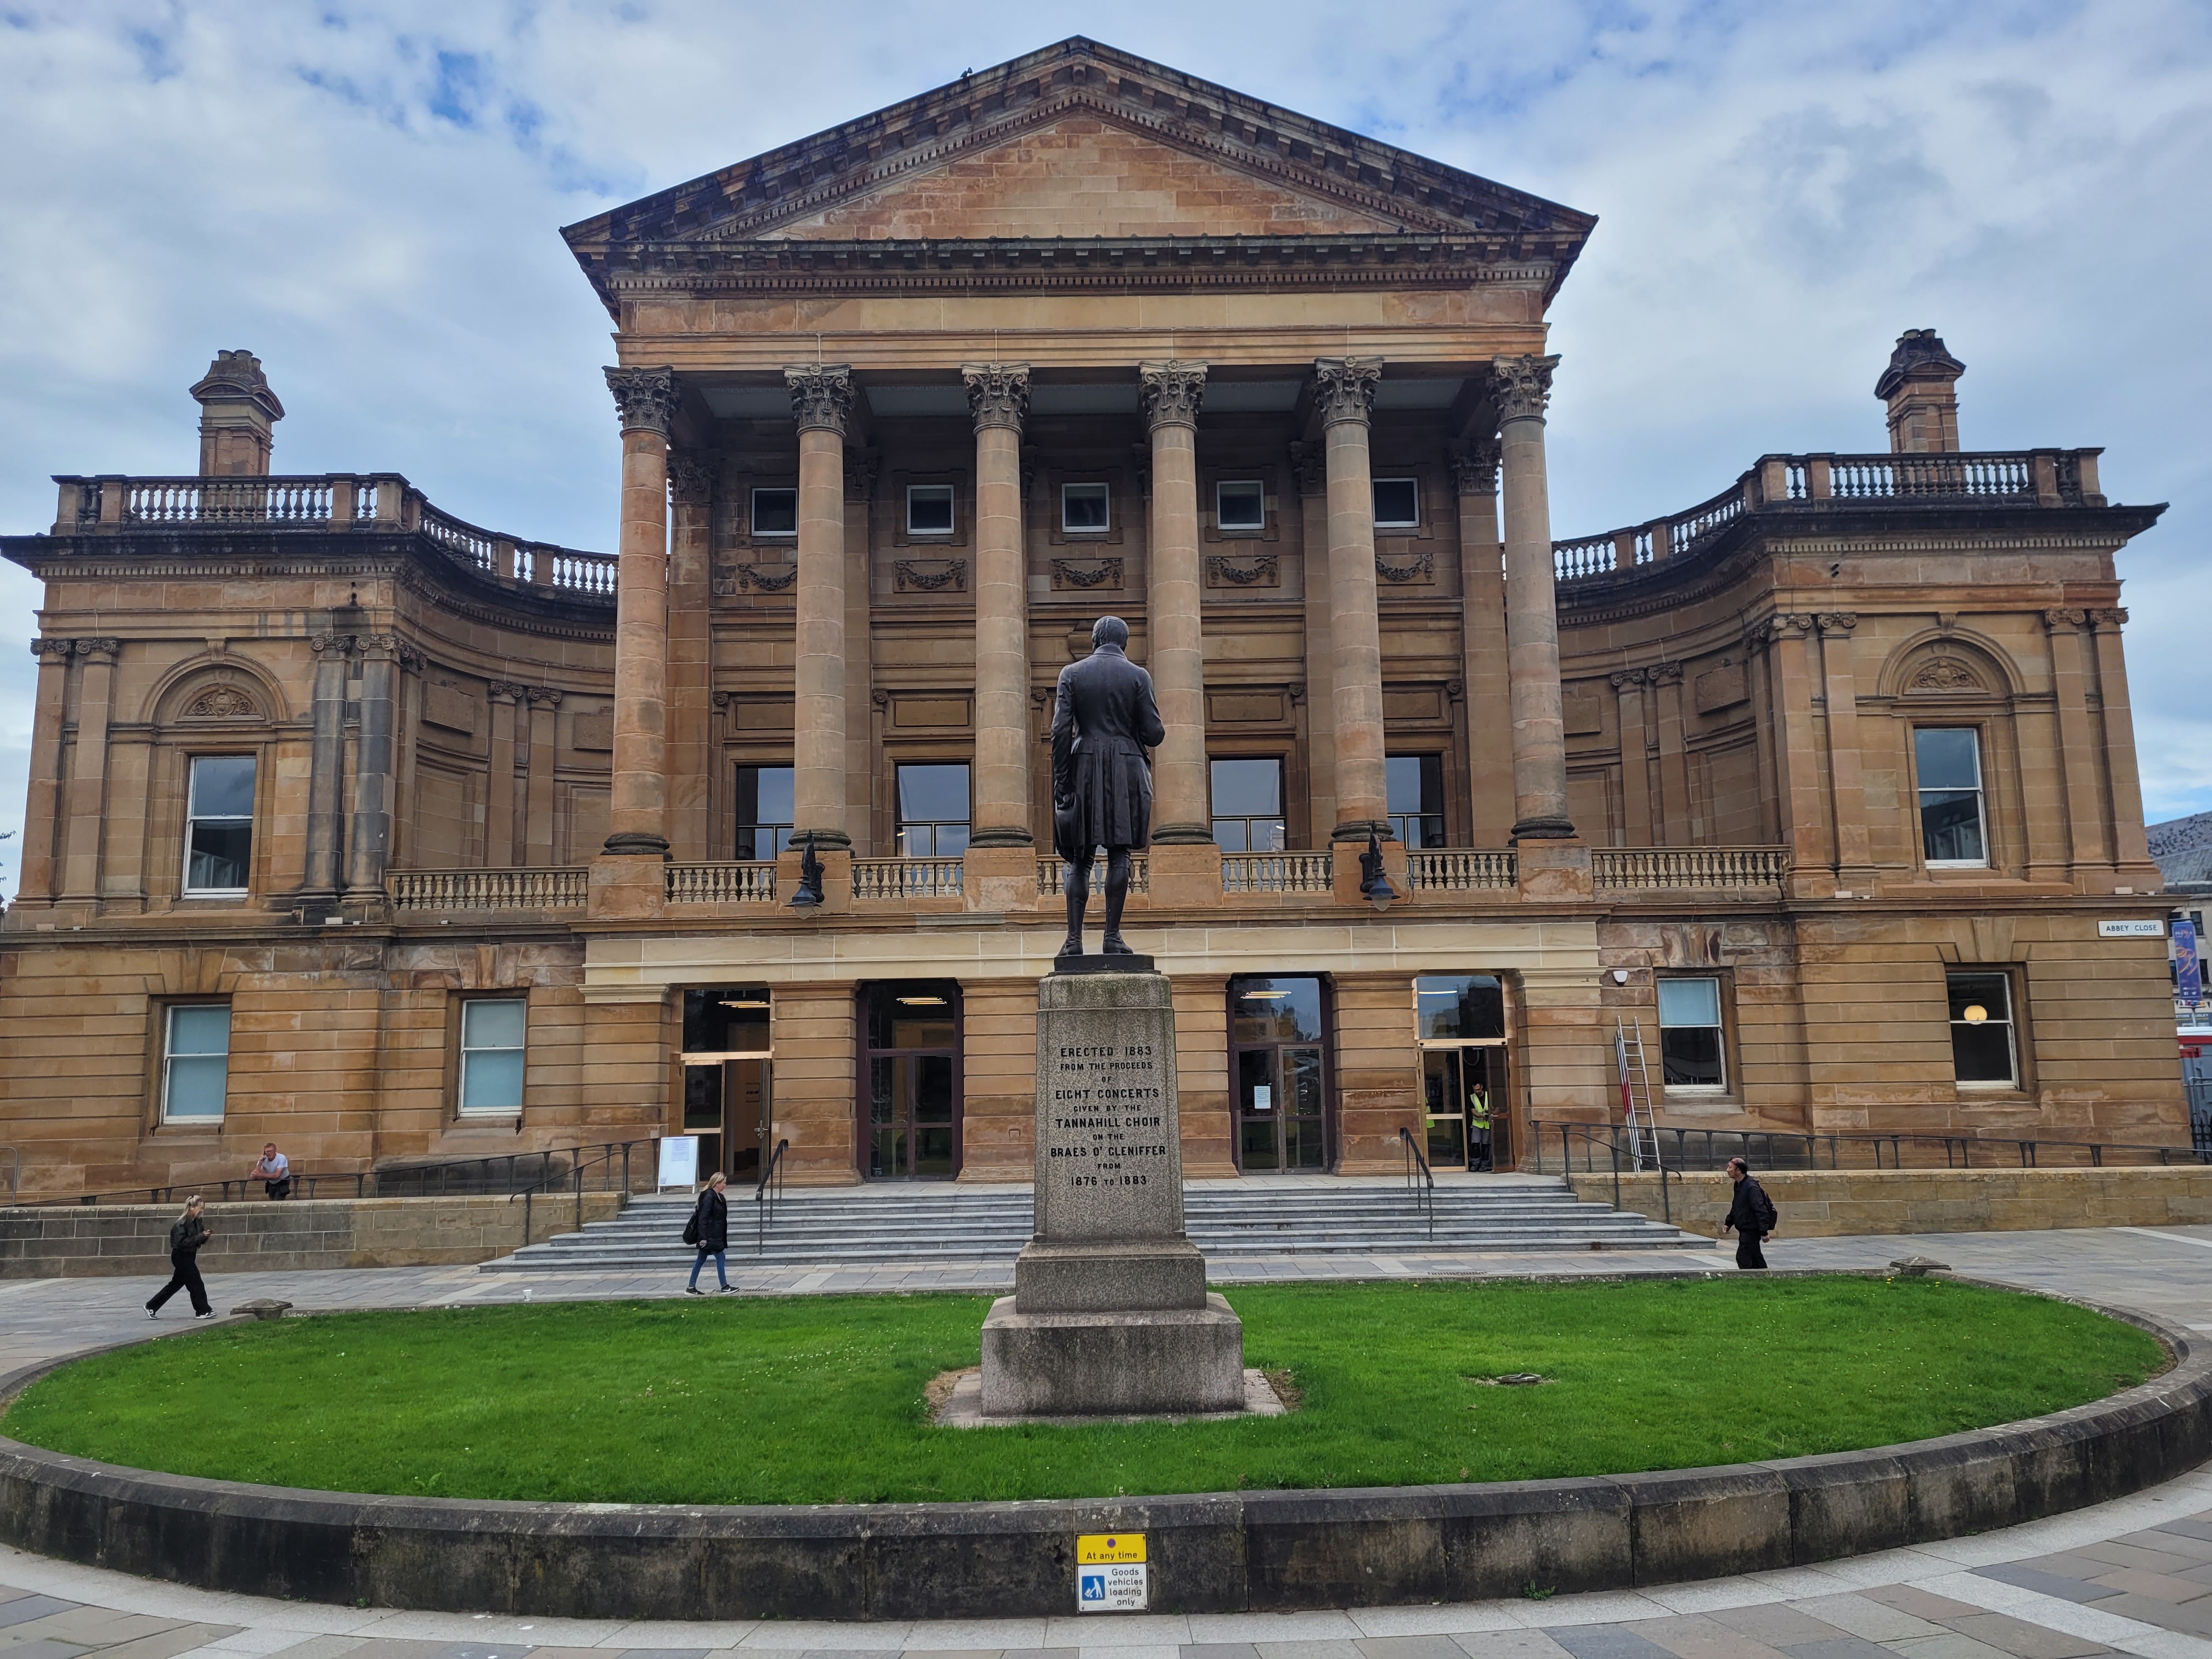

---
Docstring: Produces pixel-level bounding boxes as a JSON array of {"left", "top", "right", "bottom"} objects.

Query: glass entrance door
[
  {"left": 1230, "top": 976, "right": 1330, "bottom": 1171},
  {"left": 1423, "top": 1046, "right": 1504, "bottom": 1171},
  {"left": 862, "top": 981, "right": 961, "bottom": 1179},
  {"left": 679, "top": 986, "right": 772, "bottom": 1181}
]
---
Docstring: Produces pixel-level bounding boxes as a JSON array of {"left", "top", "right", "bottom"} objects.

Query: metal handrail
[
  {"left": 16, "top": 1136, "right": 661, "bottom": 1210},
  {"left": 510, "top": 1142, "right": 641, "bottom": 1246},
  {"left": 1541, "top": 1122, "right": 1677, "bottom": 1222},
  {"left": 1532, "top": 1120, "right": 2207, "bottom": 1179},
  {"left": 1397, "top": 1127, "right": 1435, "bottom": 1244},
  {"left": 756, "top": 1138, "right": 789, "bottom": 1255}
]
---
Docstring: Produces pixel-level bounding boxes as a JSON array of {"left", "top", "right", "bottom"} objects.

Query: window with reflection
[
  {"left": 896, "top": 763, "right": 970, "bottom": 856},
  {"left": 1414, "top": 976, "right": 1509, "bottom": 1170},
  {"left": 1230, "top": 976, "right": 1328, "bottom": 1172},
  {"left": 184, "top": 754, "right": 255, "bottom": 894},
  {"left": 1948, "top": 971, "right": 2017, "bottom": 1087},
  {"left": 1216, "top": 479, "right": 1265, "bottom": 532},
  {"left": 1387, "top": 754, "right": 1447, "bottom": 847},
  {"left": 1656, "top": 977, "right": 1726, "bottom": 1090},
  {"left": 1415, "top": 975, "right": 1505, "bottom": 1041},
  {"left": 1210, "top": 757, "right": 1285, "bottom": 851},
  {"left": 162, "top": 1004, "right": 232, "bottom": 1123},
  {"left": 735, "top": 765, "right": 794, "bottom": 860},
  {"left": 863, "top": 981, "right": 959, "bottom": 1180},
  {"left": 1372, "top": 477, "right": 1420, "bottom": 529},
  {"left": 1916, "top": 727, "right": 1987, "bottom": 866},
  {"left": 1062, "top": 481, "right": 1110, "bottom": 532}
]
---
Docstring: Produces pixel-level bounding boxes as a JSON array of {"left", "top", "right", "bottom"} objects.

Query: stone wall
[
  {"left": 0, "top": 1193, "right": 625, "bottom": 1279},
  {"left": 1570, "top": 1166, "right": 2212, "bottom": 1239}
]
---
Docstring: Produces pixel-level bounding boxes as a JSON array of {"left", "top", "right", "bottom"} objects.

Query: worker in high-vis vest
[{"left": 1468, "top": 1083, "right": 1493, "bottom": 1172}]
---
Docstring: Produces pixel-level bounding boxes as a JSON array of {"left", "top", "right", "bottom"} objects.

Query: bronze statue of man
[{"left": 1051, "top": 616, "right": 1166, "bottom": 959}]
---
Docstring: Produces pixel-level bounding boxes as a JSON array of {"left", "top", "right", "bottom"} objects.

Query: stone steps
[{"left": 480, "top": 1178, "right": 1687, "bottom": 1272}]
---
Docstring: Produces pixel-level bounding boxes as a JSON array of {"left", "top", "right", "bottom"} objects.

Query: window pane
[
  {"left": 1947, "top": 973, "right": 2011, "bottom": 1024},
  {"left": 738, "top": 766, "right": 794, "bottom": 826},
  {"left": 898, "top": 763, "right": 969, "bottom": 821},
  {"left": 1232, "top": 977, "right": 1324, "bottom": 1042},
  {"left": 752, "top": 488, "right": 797, "bottom": 535},
  {"left": 1921, "top": 792, "right": 1985, "bottom": 862},
  {"left": 1660, "top": 1026, "right": 1724, "bottom": 1087},
  {"left": 1062, "top": 483, "right": 1109, "bottom": 531},
  {"left": 188, "top": 755, "right": 256, "bottom": 818},
  {"left": 907, "top": 485, "right": 954, "bottom": 533},
  {"left": 463, "top": 998, "right": 526, "bottom": 1051},
  {"left": 1950, "top": 1022, "right": 2015, "bottom": 1084},
  {"left": 1386, "top": 757, "right": 1425, "bottom": 815},
  {"left": 1415, "top": 975, "right": 1505, "bottom": 1041},
  {"left": 166, "top": 1053, "right": 229, "bottom": 1120},
  {"left": 1217, "top": 481, "right": 1265, "bottom": 530},
  {"left": 1915, "top": 727, "right": 1981, "bottom": 791},
  {"left": 461, "top": 1048, "right": 525, "bottom": 1113},
  {"left": 1373, "top": 478, "right": 1420, "bottom": 527},
  {"left": 169, "top": 1005, "right": 231, "bottom": 1057},
  {"left": 1210, "top": 758, "right": 1281, "bottom": 816},
  {"left": 187, "top": 821, "right": 252, "bottom": 890},
  {"left": 1657, "top": 978, "right": 1722, "bottom": 1028}
]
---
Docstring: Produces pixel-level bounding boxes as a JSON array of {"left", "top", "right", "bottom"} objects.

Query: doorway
[
  {"left": 860, "top": 981, "right": 962, "bottom": 1180},
  {"left": 1414, "top": 975, "right": 1511, "bottom": 1172},
  {"left": 679, "top": 987, "right": 772, "bottom": 1181},
  {"left": 1229, "top": 975, "right": 1331, "bottom": 1172}
]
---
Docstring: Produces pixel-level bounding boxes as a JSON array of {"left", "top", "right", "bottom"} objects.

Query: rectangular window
[
  {"left": 459, "top": 998, "right": 527, "bottom": 1116},
  {"left": 162, "top": 1004, "right": 231, "bottom": 1122},
  {"left": 896, "top": 763, "right": 970, "bottom": 856},
  {"left": 1216, "top": 480, "right": 1265, "bottom": 532},
  {"left": 1061, "top": 482, "right": 1110, "bottom": 533},
  {"left": 735, "top": 765, "right": 795, "bottom": 860},
  {"left": 1656, "top": 977, "right": 1726, "bottom": 1090},
  {"left": 1415, "top": 975, "right": 1505, "bottom": 1042},
  {"left": 751, "top": 487, "right": 797, "bottom": 537},
  {"left": 1373, "top": 478, "right": 1420, "bottom": 529},
  {"left": 1916, "top": 727, "right": 1987, "bottom": 866},
  {"left": 184, "top": 754, "right": 255, "bottom": 894},
  {"left": 1948, "top": 972, "right": 2017, "bottom": 1087},
  {"left": 906, "top": 484, "right": 955, "bottom": 536},
  {"left": 1210, "top": 757, "right": 1285, "bottom": 851},
  {"left": 1386, "top": 754, "right": 1447, "bottom": 848}
]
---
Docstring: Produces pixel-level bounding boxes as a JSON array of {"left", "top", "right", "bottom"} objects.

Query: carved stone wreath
[
  {"left": 735, "top": 564, "right": 798, "bottom": 593},
  {"left": 183, "top": 686, "right": 258, "bottom": 720},
  {"left": 1206, "top": 554, "right": 1279, "bottom": 588},
  {"left": 894, "top": 558, "right": 967, "bottom": 594},
  {"left": 1375, "top": 550, "right": 1436, "bottom": 584},
  {"left": 1051, "top": 557, "right": 1124, "bottom": 591},
  {"left": 1909, "top": 657, "right": 1983, "bottom": 693}
]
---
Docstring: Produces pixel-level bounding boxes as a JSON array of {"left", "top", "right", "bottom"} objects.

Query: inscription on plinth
[{"left": 1034, "top": 972, "right": 1182, "bottom": 1244}]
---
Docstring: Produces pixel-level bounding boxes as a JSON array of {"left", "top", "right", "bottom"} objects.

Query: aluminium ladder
[{"left": 1615, "top": 1017, "right": 1664, "bottom": 1171}]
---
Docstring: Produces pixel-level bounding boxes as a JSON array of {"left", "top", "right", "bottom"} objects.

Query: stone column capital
[
  {"left": 527, "top": 685, "right": 565, "bottom": 707},
  {"left": 309, "top": 631, "right": 354, "bottom": 658},
  {"left": 1448, "top": 437, "right": 1502, "bottom": 497},
  {"left": 667, "top": 450, "right": 718, "bottom": 506},
  {"left": 1288, "top": 440, "right": 1327, "bottom": 498},
  {"left": 1814, "top": 612, "right": 1859, "bottom": 637},
  {"left": 784, "top": 365, "right": 854, "bottom": 436},
  {"left": 2090, "top": 606, "right": 2129, "bottom": 629},
  {"left": 1138, "top": 360, "right": 1207, "bottom": 431},
  {"left": 1492, "top": 354, "right": 1561, "bottom": 425},
  {"left": 1609, "top": 668, "right": 1645, "bottom": 690},
  {"left": 605, "top": 366, "right": 680, "bottom": 437},
  {"left": 1647, "top": 660, "right": 1686, "bottom": 685},
  {"left": 2041, "top": 607, "right": 2089, "bottom": 631},
  {"left": 487, "top": 680, "right": 527, "bottom": 703},
  {"left": 356, "top": 633, "right": 403, "bottom": 662},
  {"left": 70, "top": 636, "right": 120, "bottom": 662},
  {"left": 961, "top": 363, "right": 1031, "bottom": 433},
  {"left": 29, "top": 637, "right": 72, "bottom": 662},
  {"left": 1312, "top": 357, "right": 1381, "bottom": 428},
  {"left": 1764, "top": 614, "right": 1818, "bottom": 643}
]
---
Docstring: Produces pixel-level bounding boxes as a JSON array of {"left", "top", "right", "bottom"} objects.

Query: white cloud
[{"left": 2, "top": 0, "right": 2207, "bottom": 897}]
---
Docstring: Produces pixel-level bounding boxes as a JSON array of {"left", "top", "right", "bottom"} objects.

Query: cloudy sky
[{"left": 1, "top": 0, "right": 2206, "bottom": 897}]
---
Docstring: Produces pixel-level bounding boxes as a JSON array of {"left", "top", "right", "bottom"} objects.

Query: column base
[
  {"left": 1148, "top": 822, "right": 1215, "bottom": 845},
  {"left": 967, "top": 826, "right": 1035, "bottom": 848},
  {"left": 601, "top": 832, "right": 671, "bottom": 857},
  {"left": 1511, "top": 815, "right": 1577, "bottom": 840},
  {"left": 588, "top": 855, "right": 667, "bottom": 919},
  {"left": 776, "top": 844, "right": 851, "bottom": 911},
  {"left": 963, "top": 844, "right": 1040, "bottom": 912},
  {"left": 979, "top": 1291, "right": 1245, "bottom": 1418},
  {"left": 790, "top": 827, "right": 851, "bottom": 851},
  {"left": 1515, "top": 838, "right": 1593, "bottom": 902}
]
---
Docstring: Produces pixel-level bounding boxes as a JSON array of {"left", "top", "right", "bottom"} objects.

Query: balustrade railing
[
  {"left": 1035, "top": 854, "right": 1151, "bottom": 894},
  {"left": 1554, "top": 449, "right": 2099, "bottom": 585},
  {"left": 665, "top": 862, "right": 777, "bottom": 904},
  {"left": 1592, "top": 847, "right": 1790, "bottom": 890},
  {"left": 127, "top": 476, "right": 336, "bottom": 524},
  {"left": 1221, "top": 850, "right": 1333, "bottom": 894},
  {"left": 387, "top": 868, "right": 588, "bottom": 911},
  {"left": 1406, "top": 849, "right": 1517, "bottom": 891},
  {"left": 851, "top": 856, "right": 964, "bottom": 900}
]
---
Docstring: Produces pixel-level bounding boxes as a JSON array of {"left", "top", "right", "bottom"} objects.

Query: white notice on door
[
  {"left": 1077, "top": 1563, "right": 1148, "bottom": 1611},
  {"left": 1252, "top": 1085, "right": 1272, "bottom": 1112}
]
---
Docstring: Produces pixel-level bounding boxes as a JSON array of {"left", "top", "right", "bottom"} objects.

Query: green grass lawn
[{"left": 3, "top": 1277, "right": 2160, "bottom": 1506}]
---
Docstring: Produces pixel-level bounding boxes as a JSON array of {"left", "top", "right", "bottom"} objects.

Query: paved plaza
[{"left": 5, "top": 1224, "right": 2212, "bottom": 1659}]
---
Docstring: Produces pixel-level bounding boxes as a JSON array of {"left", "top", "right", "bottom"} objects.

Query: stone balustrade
[
  {"left": 1035, "top": 854, "right": 1152, "bottom": 895},
  {"left": 1592, "top": 847, "right": 1790, "bottom": 890},
  {"left": 1221, "top": 850, "right": 1334, "bottom": 895},
  {"left": 852, "top": 856, "right": 964, "bottom": 901},
  {"left": 1405, "top": 848, "right": 1517, "bottom": 890},
  {"left": 665, "top": 862, "right": 777, "bottom": 904},
  {"left": 1551, "top": 448, "right": 2105, "bottom": 585},
  {"left": 387, "top": 868, "right": 588, "bottom": 911}
]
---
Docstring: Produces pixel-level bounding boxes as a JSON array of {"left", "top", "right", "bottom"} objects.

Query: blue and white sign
[
  {"left": 2178, "top": 915, "right": 2202, "bottom": 1009},
  {"left": 1077, "top": 1564, "right": 1148, "bottom": 1611}
]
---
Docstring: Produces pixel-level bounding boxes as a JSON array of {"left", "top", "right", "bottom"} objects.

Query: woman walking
[
  {"left": 685, "top": 1171, "right": 732, "bottom": 1294},
  {"left": 146, "top": 1195, "right": 216, "bottom": 1319}
]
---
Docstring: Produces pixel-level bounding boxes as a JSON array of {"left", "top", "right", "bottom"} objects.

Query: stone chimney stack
[
  {"left": 188, "top": 350, "right": 285, "bottom": 476},
  {"left": 1875, "top": 329, "right": 1965, "bottom": 455}
]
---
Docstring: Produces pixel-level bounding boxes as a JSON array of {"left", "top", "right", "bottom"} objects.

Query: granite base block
[
  {"left": 978, "top": 1291, "right": 1245, "bottom": 1417},
  {"left": 1012, "top": 1238, "right": 1207, "bottom": 1312}
]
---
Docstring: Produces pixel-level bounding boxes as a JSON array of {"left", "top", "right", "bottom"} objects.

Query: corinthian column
[
  {"left": 1493, "top": 354, "right": 1574, "bottom": 839},
  {"left": 1139, "top": 360, "right": 1211, "bottom": 843},
  {"left": 666, "top": 450, "right": 715, "bottom": 863},
  {"left": 1314, "top": 357, "right": 1388, "bottom": 841},
  {"left": 602, "top": 365, "right": 678, "bottom": 857},
  {"left": 787, "top": 365, "right": 854, "bottom": 848},
  {"left": 963, "top": 363, "right": 1034, "bottom": 846}
]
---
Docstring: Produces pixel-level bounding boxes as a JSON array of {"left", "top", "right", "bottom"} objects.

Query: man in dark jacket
[
  {"left": 1050, "top": 615, "right": 1166, "bottom": 960},
  {"left": 686, "top": 1172, "right": 732, "bottom": 1294},
  {"left": 146, "top": 1195, "right": 215, "bottom": 1318},
  {"left": 1722, "top": 1157, "right": 1777, "bottom": 1270}
]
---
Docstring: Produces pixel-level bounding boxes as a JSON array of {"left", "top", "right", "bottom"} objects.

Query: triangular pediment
[{"left": 565, "top": 38, "right": 1594, "bottom": 262}]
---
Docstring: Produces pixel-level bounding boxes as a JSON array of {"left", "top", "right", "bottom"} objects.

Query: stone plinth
[{"left": 979, "top": 966, "right": 1245, "bottom": 1417}]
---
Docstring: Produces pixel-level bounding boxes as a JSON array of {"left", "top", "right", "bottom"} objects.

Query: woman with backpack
[
  {"left": 146, "top": 1195, "right": 216, "bottom": 1319},
  {"left": 684, "top": 1171, "right": 732, "bottom": 1294}
]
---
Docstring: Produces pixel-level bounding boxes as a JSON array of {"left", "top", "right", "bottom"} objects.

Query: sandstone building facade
[{"left": 0, "top": 41, "right": 2183, "bottom": 1197}]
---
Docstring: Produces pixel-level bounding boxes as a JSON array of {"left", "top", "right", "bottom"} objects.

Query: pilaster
[
  {"left": 1814, "top": 615, "right": 1870, "bottom": 886},
  {"left": 1651, "top": 661, "right": 1692, "bottom": 847},
  {"left": 484, "top": 681, "right": 523, "bottom": 870},
  {"left": 2087, "top": 607, "right": 2156, "bottom": 877},
  {"left": 1611, "top": 669, "right": 1653, "bottom": 847}
]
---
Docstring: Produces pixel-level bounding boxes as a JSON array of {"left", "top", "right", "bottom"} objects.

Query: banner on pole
[{"left": 2179, "top": 915, "right": 2202, "bottom": 1010}]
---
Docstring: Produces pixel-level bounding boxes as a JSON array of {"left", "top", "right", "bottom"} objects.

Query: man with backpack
[
  {"left": 1723, "top": 1157, "right": 1778, "bottom": 1269},
  {"left": 684, "top": 1171, "right": 732, "bottom": 1294}
]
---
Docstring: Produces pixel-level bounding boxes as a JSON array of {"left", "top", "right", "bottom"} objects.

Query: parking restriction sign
[{"left": 1075, "top": 1533, "right": 1148, "bottom": 1611}]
